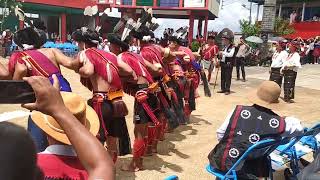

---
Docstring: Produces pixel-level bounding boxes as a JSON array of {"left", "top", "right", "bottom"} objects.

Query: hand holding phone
[{"left": 0, "top": 80, "right": 36, "bottom": 104}]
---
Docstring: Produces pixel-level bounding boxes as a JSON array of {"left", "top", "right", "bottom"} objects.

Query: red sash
[
  {"left": 121, "top": 52, "right": 154, "bottom": 83},
  {"left": 81, "top": 48, "right": 122, "bottom": 91}
]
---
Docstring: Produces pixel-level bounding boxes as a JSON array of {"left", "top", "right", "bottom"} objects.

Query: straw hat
[
  {"left": 31, "top": 92, "right": 100, "bottom": 145},
  {"left": 247, "top": 81, "right": 283, "bottom": 110}
]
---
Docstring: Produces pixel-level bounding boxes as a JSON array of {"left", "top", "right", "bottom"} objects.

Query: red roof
[
  {"left": 20, "top": 0, "right": 96, "bottom": 9},
  {"left": 283, "top": 22, "right": 320, "bottom": 40}
]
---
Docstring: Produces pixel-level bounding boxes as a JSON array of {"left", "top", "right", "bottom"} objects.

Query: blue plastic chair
[
  {"left": 276, "top": 123, "right": 320, "bottom": 175},
  {"left": 206, "top": 139, "right": 283, "bottom": 180},
  {"left": 164, "top": 175, "right": 178, "bottom": 180},
  {"left": 43, "top": 41, "right": 55, "bottom": 48}
]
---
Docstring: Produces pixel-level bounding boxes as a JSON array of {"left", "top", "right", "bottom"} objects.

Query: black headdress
[
  {"left": 107, "top": 33, "right": 130, "bottom": 52},
  {"left": 72, "top": 27, "right": 101, "bottom": 46},
  {"left": 13, "top": 7, "right": 47, "bottom": 50},
  {"left": 169, "top": 26, "right": 188, "bottom": 46}
]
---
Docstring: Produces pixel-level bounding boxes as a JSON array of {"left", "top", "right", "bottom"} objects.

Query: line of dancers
[{"left": 0, "top": 8, "right": 202, "bottom": 171}]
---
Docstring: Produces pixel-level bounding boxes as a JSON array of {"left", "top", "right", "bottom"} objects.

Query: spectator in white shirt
[
  {"left": 269, "top": 42, "right": 288, "bottom": 87},
  {"left": 281, "top": 42, "right": 302, "bottom": 103}
]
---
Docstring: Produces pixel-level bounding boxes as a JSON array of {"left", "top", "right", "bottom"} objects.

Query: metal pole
[
  {"left": 249, "top": 2, "right": 253, "bottom": 24},
  {"left": 256, "top": 4, "right": 260, "bottom": 22},
  {"left": 302, "top": 2, "right": 306, "bottom": 22},
  {"left": 278, "top": 4, "right": 282, "bottom": 18}
]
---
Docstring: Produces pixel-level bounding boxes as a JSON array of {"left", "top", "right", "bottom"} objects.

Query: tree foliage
[
  {"left": 240, "top": 18, "right": 295, "bottom": 38},
  {"left": 274, "top": 17, "right": 295, "bottom": 36},
  {"left": 239, "top": 20, "right": 261, "bottom": 38}
]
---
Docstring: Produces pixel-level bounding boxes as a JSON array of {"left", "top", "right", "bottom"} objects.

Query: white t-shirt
[
  {"left": 271, "top": 50, "right": 288, "bottom": 68},
  {"left": 283, "top": 52, "right": 302, "bottom": 72}
]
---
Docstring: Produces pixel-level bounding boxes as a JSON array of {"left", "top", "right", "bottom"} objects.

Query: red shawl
[
  {"left": 8, "top": 50, "right": 60, "bottom": 77},
  {"left": 80, "top": 48, "right": 122, "bottom": 91},
  {"left": 140, "top": 44, "right": 169, "bottom": 75},
  {"left": 120, "top": 52, "right": 153, "bottom": 83},
  {"left": 203, "top": 45, "right": 219, "bottom": 60},
  {"left": 178, "top": 46, "right": 196, "bottom": 61}
]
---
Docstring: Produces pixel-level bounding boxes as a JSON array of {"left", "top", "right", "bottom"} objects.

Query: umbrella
[
  {"left": 269, "top": 36, "right": 286, "bottom": 42},
  {"left": 245, "top": 36, "right": 263, "bottom": 44}
]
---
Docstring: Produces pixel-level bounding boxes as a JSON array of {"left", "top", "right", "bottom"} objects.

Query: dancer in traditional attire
[
  {"left": 168, "top": 29, "right": 200, "bottom": 123},
  {"left": 72, "top": 27, "right": 132, "bottom": 162},
  {"left": 269, "top": 41, "right": 288, "bottom": 87},
  {"left": 202, "top": 35, "right": 219, "bottom": 83},
  {"left": 208, "top": 81, "right": 303, "bottom": 179},
  {"left": 132, "top": 27, "right": 178, "bottom": 155},
  {"left": 218, "top": 33, "right": 235, "bottom": 95},
  {"left": 8, "top": 25, "right": 77, "bottom": 152},
  {"left": 108, "top": 32, "right": 161, "bottom": 171},
  {"left": 281, "top": 42, "right": 302, "bottom": 103}
]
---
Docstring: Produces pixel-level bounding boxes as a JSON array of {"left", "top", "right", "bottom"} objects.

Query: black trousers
[
  {"left": 283, "top": 69, "right": 297, "bottom": 101},
  {"left": 269, "top": 67, "right": 283, "bottom": 88},
  {"left": 220, "top": 62, "right": 233, "bottom": 92},
  {"left": 236, "top": 57, "right": 246, "bottom": 80}
]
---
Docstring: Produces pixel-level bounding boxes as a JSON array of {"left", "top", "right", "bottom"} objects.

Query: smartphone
[{"left": 0, "top": 80, "right": 36, "bottom": 104}]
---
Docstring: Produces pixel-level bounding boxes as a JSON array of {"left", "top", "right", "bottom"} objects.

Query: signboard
[{"left": 184, "top": 0, "right": 205, "bottom": 8}]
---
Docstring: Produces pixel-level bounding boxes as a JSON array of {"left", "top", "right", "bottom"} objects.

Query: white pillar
[
  {"left": 278, "top": 4, "right": 282, "bottom": 18},
  {"left": 302, "top": 2, "right": 306, "bottom": 21}
]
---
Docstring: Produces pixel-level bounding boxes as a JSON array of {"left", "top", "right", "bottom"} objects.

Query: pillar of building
[
  {"left": 203, "top": 15, "right": 209, "bottom": 41},
  {"left": 179, "top": 0, "right": 183, "bottom": 8},
  {"left": 278, "top": 4, "right": 282, "bottom": 18},
  {"left": 60, "top": 13, "right": 67, "bottom": 42},
  {"left": 197, "top": 18, "right": 203, "bottom": 37},
  {"left": 302, "top": 2, "right": 306, "bottom": 21},
  {"left": 188, "top": 13, "right": 195, "bottom": 45}
]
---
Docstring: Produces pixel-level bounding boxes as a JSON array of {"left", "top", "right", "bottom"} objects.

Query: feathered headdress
[{"left": 13, "top": 6, "right": 47, "bottom": 50}]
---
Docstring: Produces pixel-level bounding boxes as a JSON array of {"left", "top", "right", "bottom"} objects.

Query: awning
[
  {"left": 22, "top": 2, "right": 84, "bottom": 16},
  {"left": 283, "top": 22, "right": 320, "bottom": 40}
]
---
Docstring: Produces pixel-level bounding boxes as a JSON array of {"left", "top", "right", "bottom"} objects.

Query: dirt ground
[{"left": 1, "top": 63, "right": 320, "bottom": 180}]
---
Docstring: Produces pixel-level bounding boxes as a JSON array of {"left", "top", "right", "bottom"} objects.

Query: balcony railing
[{"left": 98, "top": 0, "right": 210, "bottom": 9}]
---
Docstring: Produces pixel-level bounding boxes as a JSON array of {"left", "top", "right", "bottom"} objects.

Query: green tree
[
  {"left": 273, "top": 17, "right": 295, "bottom": 36},
  {"left": 239, "top": 19, "right": 261, "bottom": 38}
]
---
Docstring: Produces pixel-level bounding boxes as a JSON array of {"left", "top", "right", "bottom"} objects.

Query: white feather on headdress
[
  {"left": 121, "top": 18, "right": 136, "bottom": 41},
  {"left": 113, "top": 15, "right": 129, "bottom": 33},
  {"left": 14, "top": 6, "right": 25, "bottom": 21}
]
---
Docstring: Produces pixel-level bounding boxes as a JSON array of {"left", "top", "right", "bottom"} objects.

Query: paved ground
[{"left": 1, "top": 63, "right": 320, "bottom": 180}]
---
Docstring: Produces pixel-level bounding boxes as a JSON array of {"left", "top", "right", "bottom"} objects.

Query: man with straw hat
[
  {"left": 22, "top": 75, "right": 114, "bottom": 180},
  {"left": 208, "top": 81, "right": 304, "bottom": 179}
]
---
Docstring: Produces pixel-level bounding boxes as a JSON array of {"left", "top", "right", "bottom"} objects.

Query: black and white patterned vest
[{"left": 208, "top": 105, "right": 285, "bottom": 172}]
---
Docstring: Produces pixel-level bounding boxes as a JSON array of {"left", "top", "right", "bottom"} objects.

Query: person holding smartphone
[{"left": 8, "top": 26, "right": 80, "bottom": 152}]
